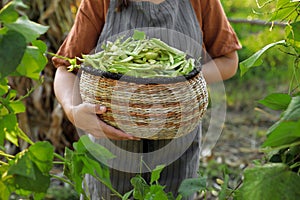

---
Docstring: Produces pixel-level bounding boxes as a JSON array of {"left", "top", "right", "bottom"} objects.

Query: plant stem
[
  {"left": 261, "top": 141, "right": 300, "bottom": 153},
  {"left": 95, "top": 177, "right": 123, "bottom": 199},
  {"left": 53, "top": 161, "right": 65, "bottom": 165},
  {"left": 50, "top": 174, "right": 74, "bottom": 187},
  {"left": 0, "top": 151, "right": 15, "bottom": 159},
  {"left": 0, "top": 160, "right": 8, "bottom": 165},
  {"left": 54, "top": 153, "right": 67, "bottom": 162}
]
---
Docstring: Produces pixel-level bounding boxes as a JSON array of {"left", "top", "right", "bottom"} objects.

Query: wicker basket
[{"left": 79, "top": 65, "right": 208, "bottom": 139}]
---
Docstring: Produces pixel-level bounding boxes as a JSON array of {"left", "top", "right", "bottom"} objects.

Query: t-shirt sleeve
[
  {"left": 192, "top": 0, "right": 241, "bottom": 59},
  {"left": 52, "top": 0, "right": 106, "bottom": 68}
]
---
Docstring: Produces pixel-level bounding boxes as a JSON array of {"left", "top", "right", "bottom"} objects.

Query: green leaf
[
  {"left": 1, "top": 114, "right": 19, "bottom": 146},
  {"left": 7, "top": 152, "right": 35, "bottom": 179},
  {"left": 69, "top": 154, "right": 85, "bottom": 193},
  {"left": 281, "top": 95, "right": 300, "bottom": 121},
  {"left": 133, "top": 30, "right": 146, "bottom": 40},
  {"left": 14, "top": 162, "right": 50, "bottom": 193},
  {"left": 122, "top": 190, "right": 133, "bottom": 200},
  {"left": 145, "top": 185, "right": 168, "bottom": 200},
  {"left": 28, "top": 142, "right": 54, "bottom": 174},
  {"left": 236, "top": 163, "right": 300, "bottom": 200},
  {"left": 1, "top": 113, "right": 32, "bottom": 145},
  {"left": 32, "top": 40, "right": 48, "bottom": 53},
  {"left": 131, "top": 175, "right": 150, "bottom": 200},
  {"left": 74, "top": 135, "right": 116, "bottom": 164},
  {"left": 258, "top": 93, "right": 292, "bottom": 111},
  {"left": 263, "top": 121, "right": 300, "bottom": 147},
  {"left": 0, "top": 78, "right": 9, "bottom": 95},
  {"left": 0, "top": 30, "right": 26, "bottom": 78},
  {"left": 32, "top": 193, "right": 46, "bottom": 200},
  {"left": 8, "top": 100, "right": 26, "bottom": 114},
  {"left": 64, "top": 142, "right": 114, "bottom": 195},
  {"left": 150, "top": 165, "right": 165, "bottom": 184},
  {"left": 0, "top": 180, "right": 10, "bottom": 200},
  {"left": 218, "top": 174, "right": 229, "bottom": 200},
  {"left": 0, "top": 131, "right": 4, "bottom": 147},
  {"left": 270, "top": 0, "right": 300, "bottom": 22},
  {"left": 175, "top": 194, "right": 183, "bottom": 200},
  {"left": 178, "top": 177, "right": 206, "bottom": 198},
  {"left": 0, "top": 3, "right": 18, "bottom": 23},
  {"left": 239, "top": 40, "right": 286, "bottom": 76},
  {"left": 15, "top": 46, "right": 47, "bottom": 80},
  {"left": 285, "top": 22, "right": 300, "bottom": 50},
  {"left": 80, "top": 153, "right": 112, "bottom": 189},
  {"left": 286, "top": 22, "right": 300, "bottom": 42},
  {"left": 5, "top": 89, "right": 17, "bottom": 100},
  {"left": 5, "top": 16, "right": 48, "bottom": 43},
  {"left": 0, "top": 1, "right": 25, "bottom": 23}
]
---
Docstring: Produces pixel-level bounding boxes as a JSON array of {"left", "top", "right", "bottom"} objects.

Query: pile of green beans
[{"left": 77, "top": 32, "right": 197, "bottom": 78}]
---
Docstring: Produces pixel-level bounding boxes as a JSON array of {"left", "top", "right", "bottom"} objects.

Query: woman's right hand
[
  {"left": 64, "top": 103, "right": 139, "bottom": 140},
  {"left": 54, "top": 66, "right": 138, "bottom": 140}
]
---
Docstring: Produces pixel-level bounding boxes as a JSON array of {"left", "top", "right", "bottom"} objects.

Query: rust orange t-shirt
[{"left": 52, "top": 0, "right": 241, "bottom": 67}]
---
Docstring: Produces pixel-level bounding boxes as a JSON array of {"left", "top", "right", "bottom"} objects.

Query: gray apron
[{"left": 85, "top": 0, "right": 203, "bottom": 199}]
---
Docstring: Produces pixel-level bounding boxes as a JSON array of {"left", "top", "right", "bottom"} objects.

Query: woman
[{"left": 53, "top": 0, "right": 241, "bottom": 199}]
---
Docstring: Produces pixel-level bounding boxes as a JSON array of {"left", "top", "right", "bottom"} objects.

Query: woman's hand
[
  {"left": 64, "top": 103, "right": 139, "bottom": 140},
  {"left": 54, "top": 66, "right": 139, "bottom": 140}
]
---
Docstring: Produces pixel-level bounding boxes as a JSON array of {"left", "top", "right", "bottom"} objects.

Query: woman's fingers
[
  {"left": 80, "top": 103, "right": 106, "bottom": 114},
  {"left": 71, "top": 103, "right": 140, "bottom": 140},
  {"left": 97, "top": 121, "right": 140, "bottom": 140}
]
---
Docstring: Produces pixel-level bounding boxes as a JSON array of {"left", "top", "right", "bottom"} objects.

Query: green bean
[
  {"left": 149, "top": 38, "right": 185, "bottom": 56},
  {"left": 75, "top": 31, "right": 197, "bottom": 78}
]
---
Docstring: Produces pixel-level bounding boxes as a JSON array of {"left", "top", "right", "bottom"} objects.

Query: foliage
[
  {"left": 236, "top": 163, "right": 300, "bottom": 200},
  {"left": 236, "top": 0, "right": 300, "bottom": 199},
  {"left": 0, "top": 0, "right": 48, "bottom": 148}
]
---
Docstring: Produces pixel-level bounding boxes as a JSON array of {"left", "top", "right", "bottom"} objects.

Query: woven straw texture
[{"left": 79, "top": 69, "right": 208, "bottom": 139}]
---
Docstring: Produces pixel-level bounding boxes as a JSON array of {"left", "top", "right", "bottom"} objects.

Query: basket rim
[{"left": 80, "top": 64, "right": 202, "bottom": 84}]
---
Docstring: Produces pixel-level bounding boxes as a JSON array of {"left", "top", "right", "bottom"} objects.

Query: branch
[{"left": 228, "top": 18, "right": 286, "bottom": 27}]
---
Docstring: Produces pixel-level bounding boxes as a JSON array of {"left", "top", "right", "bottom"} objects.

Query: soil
[{"left": 196, "top": 107, "right": 277, "bottom": 199}]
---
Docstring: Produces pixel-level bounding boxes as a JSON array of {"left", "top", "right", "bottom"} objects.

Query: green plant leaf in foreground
[
  {"left": 258, "top": 93, "right": 292, "bottom": 111},
  {"left": 64, "top": 135, "right": 116, "bottom": 197},
  {"left": 0, "top": 0, "right": 28, "bottom": 23},
  {"left": 130, "top": 176, "right": 150, "bottom": 200},
  {"left": 0, "top": 30, "right": 26, "bottom": 79},
  {"left": 3, "top": 142, "right": 54, "bottom": 197},
  {"left": 280, "top": 95, "right": 300, "bottom": 121},
  {"left": 145, "top": 185, "right": 169, "bottom": 200},
  {"left": 150, "top": 165, "right": 165, "bottom": 184},
  {"left": 269, "top": 0, "right": 300, "bottom": 23},
  {"left": 133, "top": 30, "right": 146, "bottom": 40},
  {"left": 0, "top": 180, "right": 10, "bottom": 200},
  {"left": 263, "top": 95, "right": 300, "bottom": 147},
  {"left": 28, "top": 141, "right": 54, "bottom": 174},
  {"left": 262, "top": 121, "right": 300, "bottom": 147},
  {"left": 239, "top": 40, "right": 286, "bottom": 76},
  {"left": 15, "top": 45, "right": 48, "bottom": 80},
  {"left": 286, "top": 22, "right": 300, "bottom": 50},
  {"left": 178, "top": 177, "right": 206, "bottom": 198},
  {"left": 5, "top": 16, "right": 48, "bottom": 43},
  {"left": 236, "top": 163, "right": 300, "bottom": 200}
]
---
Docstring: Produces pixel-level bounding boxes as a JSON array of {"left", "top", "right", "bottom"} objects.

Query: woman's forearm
[
  {"left": 53, "top": 66, "right": 81, "bottom": 114},
  {"left": 202, "top": 51, "right": 239, "bottom": 84},
  {"left": 53, "top": 66, "right": 138, "bottom": 140}
]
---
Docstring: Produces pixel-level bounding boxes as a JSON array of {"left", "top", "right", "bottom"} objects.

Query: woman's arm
[
  {"left": 53, "top": 66, "right": 139, "bottom": 140},
  {"left": 202, "top": 51, "right": 239, "bottom": 84}
]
